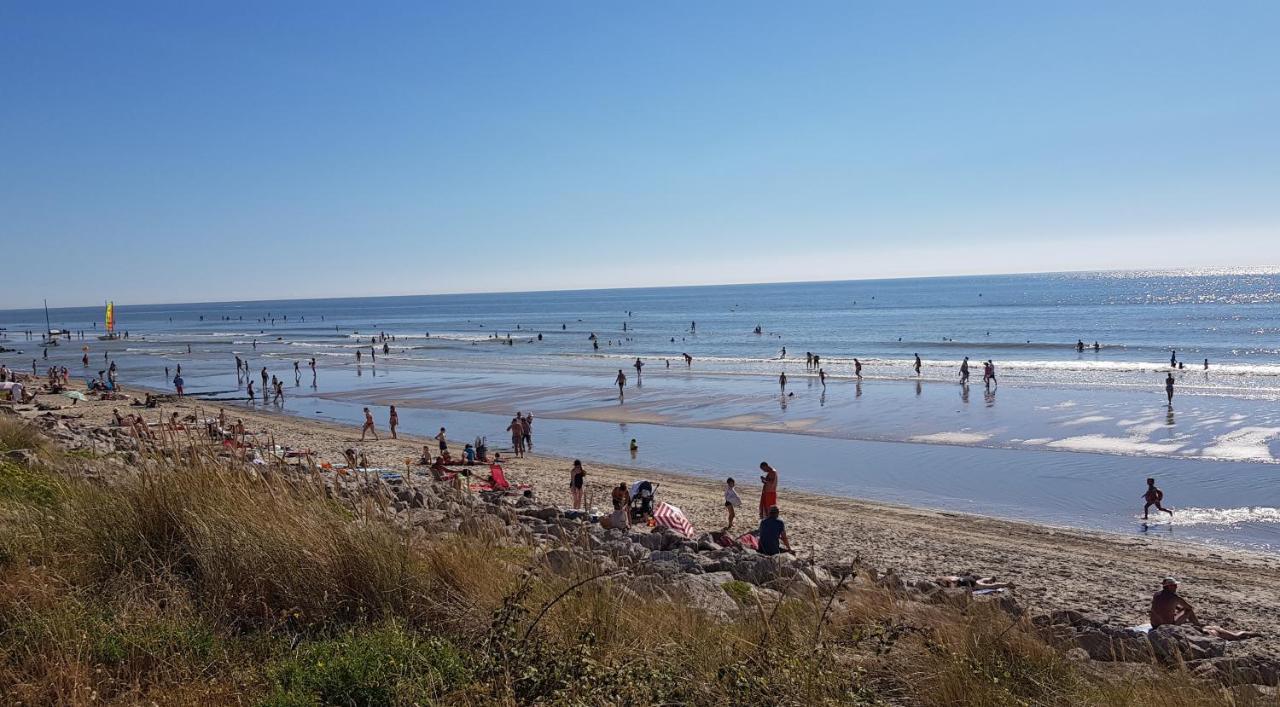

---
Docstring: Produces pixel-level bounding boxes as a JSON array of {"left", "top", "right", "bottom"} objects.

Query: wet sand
[{"left": 11, "top": 385, "right": 1280, "bottom": 656}]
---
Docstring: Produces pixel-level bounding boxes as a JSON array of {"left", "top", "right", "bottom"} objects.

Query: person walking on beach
[
  {"left": 758, "top": 461, "right": 778, "bottom": 520},
  {"left": 507, "top": 414, "right": 525, "bottom": 457},
  {"left": 986, "top": 360, "right": 997, "bottom": 389},
  {"left": 959, "top": 357, "right": 970, "bottom": 385},
  {"left": 1165, "top": 371, "right": 1175, "bottom": 404},
  {"left": 260, "top": 367, "right": 268, "bottom": 394},
  {"left": 293, "top": 361, "right": 300, "bottom": 384},
  {"left": 818, "top": 368, "right": 826, "bottom": 388},
  {"left": 388, "top": 405, "right": 399, "bottom": 439},
  {"left": 633, "top": 357, "right": 643, "bottom": 379},
  {"left": 522, "top": 412, "right": 533, "bottom": 450},
  {"left": 273, "top": 379, "right": 284, "bottom": 403},
  {"left": 246, "top": 379, "right": 255, "bottom": 402},
  {"left": 914, "top": 353, "right": 922, "bottom": 376},
  {"left": 360, "top": 407, "right": 378, "bottom": 441},
  {"left": 569, "top": 460, "right": 586, "bottom": 509},
  {"left": 1143, "top": 478, "right": 1173, "bottom": 519},
  {"left": 615, "top": 369, "right": 627, "bottom": 399},
  {"left": 854, "top": 358, "right": 862, "bottom": 379},
  {"left": 724, "top": 477, "right": 741, "bottom": 529},
  {"left": 173, "top": 373, "right": 184, "bottom": 397},
  {"left": 779, "top": 371, "right": 787, "bottom": 392}
]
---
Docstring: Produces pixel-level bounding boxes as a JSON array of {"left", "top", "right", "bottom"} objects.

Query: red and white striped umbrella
[{"left": 653, "top": 501, "right": 694, "bottom": 538}]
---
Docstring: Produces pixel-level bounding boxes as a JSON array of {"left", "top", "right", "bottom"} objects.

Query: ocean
[{"left": 5, "top": 268, "right": 1280, "bottom": 551}]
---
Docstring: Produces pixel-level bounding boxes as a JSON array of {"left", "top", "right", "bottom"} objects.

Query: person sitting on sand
[
  {"left": 112, "top": 408, "right": 125, "bottom": 426},
  {"left": 418, "top": 445, "right": 433, "bottom": 465},
  {"left": 1149, "top": 577, "right": 1261, "bottom": 640},
  {"left": 463, "top": 443, "right": 476, "bottom": 464},
  {"left": 342, "top": 448, "right": 359, "bottom": 468},
  {"left": 1143, "top": 477, "right": 1174, "bottom": 519},
  {"left": 757, "top": 505, "right": 792, "bottom": 556}
]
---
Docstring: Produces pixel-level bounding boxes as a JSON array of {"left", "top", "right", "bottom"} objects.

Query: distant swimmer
[
  {"left": 779, "top": 346, "right": 786, "bottom": 359},
  {"left": 691, "top": 320, "right": 696, "bottom": 331},
  {"left": 818, "top": 368, "right": 826, "bottom": 387},
  {"left": 1165, "top": 371, "right": 1175, "bottom": 403},
  {"left": 914, "top": 353, "right": 922, "bottom": 376},
  {"left": 853, "top": 358, "right": 862, "bottom": 379},
  {"left": 1077, "top": 339, "right": 1085, "bottom": 352},
  {"left": 959, "top": 357, "right": 970, "bottom": 385},
  {"left": 633, "top": 357, "right": 644, "bottom": 377},
  {"left": 1143, "top": 477, "right": 1173, "bottom": 519},
  {"left": 615, "top": 369, "right": 627, "bottom": 398},
  {"left": 1093, "top": 341, "right": 1100, "bottom": 351},
  {"left": 683, "top": 353, "right": 692, "bottom": 367},
  {"left": 779, "top": 371, "right": 787, "bottom": 391}
]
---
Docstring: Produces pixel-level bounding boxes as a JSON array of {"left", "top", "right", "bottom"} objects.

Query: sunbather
[
  {"left": 936, "top": 575, "right": 1011, "bottom": 590},
  {"left": 1150, "top": 577, "right": 1261, "bottom": 640}
]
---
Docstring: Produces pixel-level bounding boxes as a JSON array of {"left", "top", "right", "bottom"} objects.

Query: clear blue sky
[{"left": 3, "top": 1, "right": 1278, "bottom": 307}]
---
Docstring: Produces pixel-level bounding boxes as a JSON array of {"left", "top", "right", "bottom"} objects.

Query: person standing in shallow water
[
  {"left": 388, "top": 405, "right": 399, "bottom": 439},
  {"left": 779, "top": 371, "right": 787, "bottom": 392},
  {"left": 914, "top": 353, "right": 922, "bottom": 376},
  {"left": 1165, "top": 371, "right": 1175, "bottom": 404},
  {"left": 614, "top": 369, "right": 627, "bottom": 399}
]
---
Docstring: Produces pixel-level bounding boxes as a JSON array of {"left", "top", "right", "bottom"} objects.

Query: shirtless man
[
  {"left": 1142, "top": 477, "right": 1173, "bottom": 519},
  {"left": 1151, "top": 577, "right": 1197, "bottom": 627},
  {"left": 1150, "top": 577, "right": 1261, "bottom": 640},
  {"left": 614, "top": 369, "right": 627, "bottom": 399},
  {"left": 360, "top": 407, "right": 378, "bottom": 441}
]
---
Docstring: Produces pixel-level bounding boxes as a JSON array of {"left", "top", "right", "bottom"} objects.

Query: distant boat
[{"left": 97, "top": 300, "right": 120, "bottom": 341}]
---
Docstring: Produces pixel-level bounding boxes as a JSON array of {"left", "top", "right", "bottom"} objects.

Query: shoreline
[{"left": 9, "top": 382, "right": 1280, "bottom": 656}]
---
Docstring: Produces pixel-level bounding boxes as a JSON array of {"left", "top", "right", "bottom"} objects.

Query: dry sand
[{"left": 11, "top": 386, "right": 1280, "bottom": 655}]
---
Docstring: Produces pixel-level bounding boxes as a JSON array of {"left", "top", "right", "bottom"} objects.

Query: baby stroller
[{"left": 629, "top": 480, "right": 658, "bottom": 522}]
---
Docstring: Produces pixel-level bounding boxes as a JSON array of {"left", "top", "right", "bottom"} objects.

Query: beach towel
[
  {"left": 488, "top": 463, "right": 510, "bottom": 491},
  {"left": 652, "top": 502, "right": 694, "bottom": 538},
  {"left": 736, "top": 531, "right": 760, "bottom": 550}
]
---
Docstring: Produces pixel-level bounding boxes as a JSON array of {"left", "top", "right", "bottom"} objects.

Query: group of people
[{"left": 506, "top": 412, "right": 534, "bottom": 456}]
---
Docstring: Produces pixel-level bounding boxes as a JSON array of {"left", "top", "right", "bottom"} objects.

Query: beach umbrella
[{"left": 652, "top": 501, "right": 694, "bottom": 538}]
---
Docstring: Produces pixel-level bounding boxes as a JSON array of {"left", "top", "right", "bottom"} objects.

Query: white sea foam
[
  {"left": 1149, "top": 507, "right": 1280, "bottom": 526},
  {"left": 910, "top": 431, "right": 993, "bottom": 445},
  {"left": 1199, "top": 427, "right": 1280, "bottom": 462}
]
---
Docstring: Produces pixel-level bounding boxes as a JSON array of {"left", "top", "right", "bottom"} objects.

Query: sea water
[{"left": 5, "top": 269, "right": 1280, "bottom": 550}]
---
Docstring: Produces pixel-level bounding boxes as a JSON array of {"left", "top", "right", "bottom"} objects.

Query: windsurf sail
[{"left": 105, "top": 301, "right": 115, "bottom": 333}]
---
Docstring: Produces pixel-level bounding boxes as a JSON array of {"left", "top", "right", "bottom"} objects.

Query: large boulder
[
  {"left": 667, "top": 572, "right": 741, "bottom": 620},
  {"left": 1191, "top": 656, "right": 1280, "bottom": 686},
  {"left": 1148, "top": 625, "right": 1226, "bottom": 663}
]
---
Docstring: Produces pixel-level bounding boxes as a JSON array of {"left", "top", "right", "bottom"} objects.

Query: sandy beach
[{"left": 10, "top": 383, "right": 1280, "bottom": 658}]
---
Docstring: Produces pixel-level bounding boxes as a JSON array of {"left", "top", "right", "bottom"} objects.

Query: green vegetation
[{"left": 0, "top": 418, "right": 1244, "bottom": 705}]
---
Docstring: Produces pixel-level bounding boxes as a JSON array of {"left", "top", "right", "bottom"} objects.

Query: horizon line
[{"left": 6, "top": 264, "right": 1279, "bottom": 314}]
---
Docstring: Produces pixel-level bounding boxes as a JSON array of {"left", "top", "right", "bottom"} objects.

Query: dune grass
[{"left": 0, "top": 417, "right": 1248, "bottom": 705}]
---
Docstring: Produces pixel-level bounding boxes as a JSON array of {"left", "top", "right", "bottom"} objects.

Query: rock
[
  {"left": 5, "top": 449, "right": 40, "bottom": 467},
  {"left": 972, "top": 590, "right": 1024, "bottom": 619},
  {"left": 1073, "top": 626, "right": 1151, "bottom": 662},
  {"left": 667, "top": 572, "right": 741, "bottom": 620},
  {"left": 459, "top": 514, "right": 506, "bottom": 540},
  {"left": 729, "top": 554, "right": 789, "bottom": 585},
  {"left": 1192, "top": 657, "right": 1280, "bottom": 686},
  {"left": 1148, "top": 625, "right": 1225, "bottom": 663},
  {"left": 632, "top": 531, "right": 664, "bottom": 551},
  {"left": 518, "top": 506, "right": 562, "bottom": 522},
  {"left": 543, "top": 548, "right": 591, "bottom": 577}
]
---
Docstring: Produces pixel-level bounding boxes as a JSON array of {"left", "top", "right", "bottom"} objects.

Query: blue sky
[{"left": 2, "top": 1, "right": 1278, "bottom": 307}]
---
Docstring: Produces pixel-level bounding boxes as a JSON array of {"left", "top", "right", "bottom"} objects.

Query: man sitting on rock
[
  {"left": 757, "top": 505, "right": 792, "bottom": 556},
  {"left": 1150, "top": 576, "right": 1260, "bottom": 640}
]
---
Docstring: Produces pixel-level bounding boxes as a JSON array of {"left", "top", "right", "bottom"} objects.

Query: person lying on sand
[
  {"left": 936, "top": 575, "right": 1012, "bottom": 590},
  {"left": 1150, "top": 576, "right": 1261, "bottom": 640}
]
